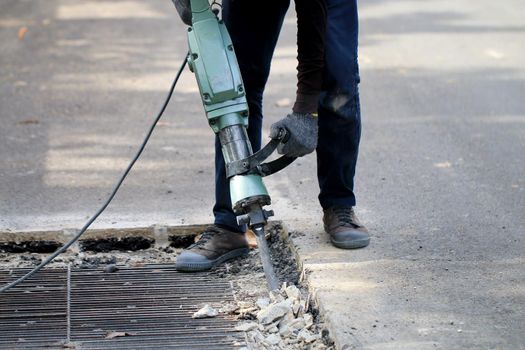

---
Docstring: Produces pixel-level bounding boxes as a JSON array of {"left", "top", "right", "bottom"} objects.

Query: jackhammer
[{"left": 173, "top": 0, "right": 296, "bottom": 291}]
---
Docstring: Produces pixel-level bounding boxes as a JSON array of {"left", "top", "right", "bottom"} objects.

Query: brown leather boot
[
  {"left": 175, "top": 225, "right": 249, "bottom": 271},
  {"left": 323, "top": 207, "right": 370, "bottom": 249}
]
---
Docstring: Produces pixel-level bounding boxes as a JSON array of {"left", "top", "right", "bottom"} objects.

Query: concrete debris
[
  {"left": 297, "top": 329, "right": 318, "bottom": 344},
  {"left": 292, "top": 302, "right": 301, "bottom": 316},
  {"left": 284, "top": 285, "right": 301, "bottom": 301},
  {"left": 256, "top": 297, "right": 270, "bottom": 309},
  {"left": 265, "top": 323, "right": 279, "bottom": 333},
  {"left": 257, "top": 300, "right": 292, "bottom": 325},
  {"left": 238, "top": 301, "right": 254, "bottom": 309},
  {"left": 238, "top": 306, "right": 259, "bottom": 319},
  {"left": 304, "top": 313, "right": 314, "bottom": 329},
  {"left": 249, "top": 330, "right": 266, "bottom": 344},
  {"left": 235, "top": 283, "right": 334, "bottom": 349},
  {"left": 278, "top": 322, "right": 292, "bottom": 337},
  {"left": 192, "top": 304, "right": 218, "bottom": 319},
  {"left": 265, "top": 333, "right": 282, "bottom": 345},
  {"left": 0, "top": 246, "right": 176, "bottom": 270},
  {"left": 287, "top": 317, "right": 306, "bottom": 331},
  {"left": 220, "top": 302, "right": 239, "bottom": 315},
  {"left": 105, "top": 331, "right": 136, "bottom": 339}
]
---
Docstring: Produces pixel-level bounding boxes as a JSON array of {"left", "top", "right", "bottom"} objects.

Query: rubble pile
[{"left": 232, "top": 284, "right": 334, "bottom": 350}]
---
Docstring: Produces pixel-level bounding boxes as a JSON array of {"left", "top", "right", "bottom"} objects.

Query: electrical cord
[{"left": 0, "top": 54, "right": 189, "bottom": 293}]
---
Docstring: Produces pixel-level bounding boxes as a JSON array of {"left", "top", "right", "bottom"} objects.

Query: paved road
[{"left": 1, "top": 0, "right": 524, "bottom": 349}]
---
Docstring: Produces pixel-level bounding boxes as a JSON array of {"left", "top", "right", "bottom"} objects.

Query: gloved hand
[{"left": 269, "top": 112, "right": 318, "bottom": 158}]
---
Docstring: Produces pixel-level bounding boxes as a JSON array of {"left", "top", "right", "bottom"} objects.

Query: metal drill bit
[{"left": 253, "top": 226, "right": 280, "bottom": 291}]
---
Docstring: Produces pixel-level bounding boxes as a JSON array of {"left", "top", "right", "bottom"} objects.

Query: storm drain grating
[
  {"left": 0, "top": 266, "right": 244, "bottom": 349},
  {"left": 0, "top": 269, "right": 67, "bottom": 347}
]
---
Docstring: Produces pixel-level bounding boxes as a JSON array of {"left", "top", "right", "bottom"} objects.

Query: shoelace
[
  {"left": 333, "top": 207, "right": 360, "bottom": 228},
  {"left": 187, "top": 227, "right": 221, "bottom": 250}
]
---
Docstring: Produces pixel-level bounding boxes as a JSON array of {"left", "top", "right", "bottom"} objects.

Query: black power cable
[{"left": 0, "top": 55, "right": 188, "bottom": 293}]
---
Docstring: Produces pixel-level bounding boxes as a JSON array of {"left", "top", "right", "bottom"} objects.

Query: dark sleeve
[{"left": 293, "top": 0, "right": 327, "bottom": 114}]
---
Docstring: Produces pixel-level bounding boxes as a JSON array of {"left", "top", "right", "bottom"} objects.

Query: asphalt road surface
[{"left": 1, "top": 0, "right": 524, "bottom": 349}]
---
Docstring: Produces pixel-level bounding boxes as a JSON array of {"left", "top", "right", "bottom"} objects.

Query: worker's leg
[
  {"left": 317, "top": 0, "right": 361, "bottom": 210},
  {"left": 213, "top": 0, "right": 290, "bottom": 232},
  {"left": 318, "top": 0, "right": 369, "bottom": 249}
]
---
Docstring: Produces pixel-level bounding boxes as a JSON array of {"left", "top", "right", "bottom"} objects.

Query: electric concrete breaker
[{"left": 172, "top": 0, "right": 296, "bottom": 291}]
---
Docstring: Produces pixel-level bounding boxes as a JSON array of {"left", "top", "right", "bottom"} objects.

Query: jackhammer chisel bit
[
  {"left": 237, "top": 207, "right": 280, "bottom": 291},
  {"left": 253, "top": 226, "right": 280, "bottom": 291}
]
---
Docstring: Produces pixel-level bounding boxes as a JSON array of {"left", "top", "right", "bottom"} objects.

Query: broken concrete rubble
[
  {"left": 284, "top": 285, "right": 301, "bottom": 300},
  {"left": 221, "top": 224, "right": 334, "bottom": 349},
  {"left": 265, "top": 333, "right": 282, "bottom": 345},
  {"left": 234, "top": 283, "right": 334, "bottom": 350},
  {"left": 192, "top": 304, "right": 218, "bottom": 319},
  {"left": 256, "top": 297, "right": 270, "bottom": 309},
  {"left": 257, "top": 300, "right": 292, "bottom": 325},
  {"left": 297, "top": 329, "right": 318, "bottom": 344}
]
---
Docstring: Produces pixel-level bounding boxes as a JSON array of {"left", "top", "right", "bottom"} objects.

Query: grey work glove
[{"left": 269, "top": 112, "right": 318, "bottom": 158}]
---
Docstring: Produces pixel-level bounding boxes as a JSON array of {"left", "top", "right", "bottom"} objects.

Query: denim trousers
[{"left": 213, "top": 0, "right": 362, "bottom": 233}]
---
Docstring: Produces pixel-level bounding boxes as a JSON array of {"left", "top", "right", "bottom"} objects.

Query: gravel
[{"left": 0, "top": 245, "right": 178, "bottom": 269}]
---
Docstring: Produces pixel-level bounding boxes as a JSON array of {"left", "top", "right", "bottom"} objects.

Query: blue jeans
[{"left": 214, "top": 0, "right": 361, "bottom": 233}]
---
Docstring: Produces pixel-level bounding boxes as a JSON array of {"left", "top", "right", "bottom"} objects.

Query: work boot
[
  {"left": 323, "top": 207, "right": 370, "bottom": 249},
  {"left": 175, "top": 225, "right": 249, "bottom": 272}
]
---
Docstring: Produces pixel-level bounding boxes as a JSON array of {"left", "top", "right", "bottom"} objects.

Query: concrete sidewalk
[{"left": 1, "top": 0, "right": 524, "bottom": 349}]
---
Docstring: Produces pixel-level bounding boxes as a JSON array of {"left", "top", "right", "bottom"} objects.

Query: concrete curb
[
  {"left": 284, "top": 227, "right": 361, "bottom": 350},
  {"left": 279, "top": 223, "right": 348, "bottom": 350}
]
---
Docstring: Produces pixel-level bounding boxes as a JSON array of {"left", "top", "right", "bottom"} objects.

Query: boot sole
[
  {"left": 175, "top": 247, "right": 250, "bottom": 272},
  {"left": 331, "top": 237, "right": 370, "bottom": 249}
]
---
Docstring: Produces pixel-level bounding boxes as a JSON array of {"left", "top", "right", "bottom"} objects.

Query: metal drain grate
[
  {"left": 0, "top": 269, "right": 67, "bottom": 347},
  {"left": 0, "top": 265, "right": 244, "bottom": 349}
]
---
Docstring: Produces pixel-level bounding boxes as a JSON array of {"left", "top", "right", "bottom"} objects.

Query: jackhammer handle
[
  {"left": 273, "top": 127, "right": 290, "bottom": 143},
  {"left": 256, "top": 155, "right": 296, "bottom": 177},
  {"left": 226, "top": 128, "right": 294, "bottom": 178},
  {"left": 254, "top": 127, "right": 297, "bottom": 176}
]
